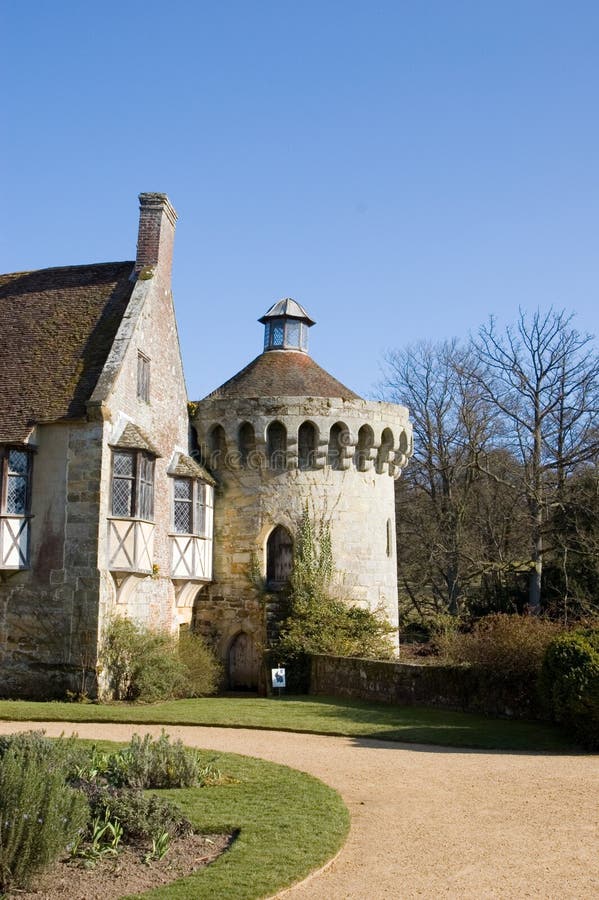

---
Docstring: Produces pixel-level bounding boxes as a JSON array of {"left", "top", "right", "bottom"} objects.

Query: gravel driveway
[{"left": 0, "top": 721, "right": 597, "bottom": 899}]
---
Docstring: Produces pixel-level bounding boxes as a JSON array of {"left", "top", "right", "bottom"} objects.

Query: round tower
[{"left": 190, "top": 299, "right": 412, "bottom": 689}]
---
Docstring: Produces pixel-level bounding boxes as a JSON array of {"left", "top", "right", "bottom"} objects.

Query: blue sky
[{"left": 2, "top": 1, "right": 598, "bottom": 401}]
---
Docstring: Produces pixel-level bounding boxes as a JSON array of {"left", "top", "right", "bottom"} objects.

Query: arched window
[
  {"left": 356, "top": 424, "right": 374, "bottom": 472},
  {"left": 266, "top": 525, "right": 294, "bottom": 587},
  {"left": 376, "top": 427, "right": 394, "bottom": 473},
  {"left": 208, "top": 425, "right": 227, "bottom": 469},
  {"left": 238, "top": 422, "right": 256, "bottom": 467},
  {"left": 298, "top": 421, "right": 317, "bottom": 469},
  {"left": 328, "top": 422, "right": 347, "bottom": 470},
  {"left": 267, "top": 421, "right": 287, "bottom": 470}
]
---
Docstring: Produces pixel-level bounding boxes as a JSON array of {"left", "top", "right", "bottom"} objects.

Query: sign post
[{"left": 271, "top": 666, "right": 286, "bottom": 698}]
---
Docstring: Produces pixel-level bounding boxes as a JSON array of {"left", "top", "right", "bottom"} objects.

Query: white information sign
[{"left": 271, "top": 667, "right": 286, "bottom": 688}]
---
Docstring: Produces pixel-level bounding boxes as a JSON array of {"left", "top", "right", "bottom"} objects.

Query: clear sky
[{"left": 2, "top": 1, "right": 598, "bottom": 401}]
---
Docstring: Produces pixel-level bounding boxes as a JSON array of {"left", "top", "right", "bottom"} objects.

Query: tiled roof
[
  {"left": 0, "top": 262, "right": 135, "bottom": 443},
  {"left": 203, "top": 350, "right": 361, "bottom": 401},
  {"left": 168, "top": 452, "right": 216, "bottom": 485},
  {"left": 111, "top": 422, "right": 160, "bottom": 457}
]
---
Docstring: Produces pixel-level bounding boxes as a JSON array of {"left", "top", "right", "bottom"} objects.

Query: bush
[
  {"left": 437, "top": 614, "right": 562, "bottom": 716},
  {"left": 101, "top": 618, "right": 188, "bottom": 702},
  {"left": 78, "top": 783, "right": 192, "bottom": 842},
  {"left": 177, "top": 629, "right": 223, "bottom": 696},
  {"left": 101, "top": 618, "right": 221, "bottom": 702},
  {"left": 75, "top": 732, "right": 203, "bottom": 790},
  {"left": 0, "top": 739, "right": 89, "bottom": 890},
  {"left": 540, "top": 628, "right": 599, "bottom": 749},
  {"left": 438, "top": 614, "right": 559, "bottom": 679}
]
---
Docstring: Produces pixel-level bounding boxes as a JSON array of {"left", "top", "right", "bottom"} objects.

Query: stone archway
[{"left": 228, "top": 631, "right": 261, "bottom": 690}]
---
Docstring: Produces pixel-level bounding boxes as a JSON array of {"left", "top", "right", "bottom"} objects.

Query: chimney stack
[{"left": 134, "top": 192, "right": 177, "bottom": 279}]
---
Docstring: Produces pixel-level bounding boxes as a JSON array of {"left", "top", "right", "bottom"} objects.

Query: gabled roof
[
  {"left": 202, "top": 349, "right": 361, "bottom": 401},
  {"left": 0, "top": 261, "right": 135, "bottom": 443},
  {"left": 110, "top": 422, "right": 160, "bottom": 457},
  {"left": 168, "top": 452, "right": 216, "bottom": 485}
]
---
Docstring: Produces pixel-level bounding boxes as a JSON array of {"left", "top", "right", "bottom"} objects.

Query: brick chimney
[{"left": 134, "top": 192, "right": 177, "bottom": 279}]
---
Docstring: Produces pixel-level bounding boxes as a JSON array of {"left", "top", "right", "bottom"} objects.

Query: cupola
[{"left": 259, "top": 298, "right": 315, "bottom": 353}]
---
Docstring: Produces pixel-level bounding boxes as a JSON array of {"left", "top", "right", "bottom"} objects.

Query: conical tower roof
[{"left": 203, "top": 351, "right": 360, "bottom": 401}]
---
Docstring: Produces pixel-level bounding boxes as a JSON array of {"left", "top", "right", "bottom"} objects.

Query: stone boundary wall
[{"left": 309, "top": 654, "right": 546, "bottom": 720}]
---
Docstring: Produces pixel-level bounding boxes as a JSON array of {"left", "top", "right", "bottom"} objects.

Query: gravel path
[{"left": 1, "top": 721, "right": 597, "bottom": 899}]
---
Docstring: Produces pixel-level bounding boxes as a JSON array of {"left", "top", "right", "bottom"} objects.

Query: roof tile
[
  {"left": 202, "top": 350, "right": 360, "bottom": 401},
  {"left": 0, "top": 262, "right": 135, "bottom": 442}
]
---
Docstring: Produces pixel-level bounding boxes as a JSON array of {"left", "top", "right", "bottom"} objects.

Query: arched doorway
[
  {"left": 266, "top": 525, "right": 293, "bottom": 588},
  {"left": 228, "top": 631, "right": 260, "bottom": 690}
]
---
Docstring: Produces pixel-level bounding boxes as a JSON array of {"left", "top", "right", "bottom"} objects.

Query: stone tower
[{"left": 190, "top": 299, "right": 412, "bottom": 689}]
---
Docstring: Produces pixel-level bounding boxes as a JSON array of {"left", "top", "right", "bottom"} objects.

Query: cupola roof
[{"left": 258, "top": 298, "right": 315, "bottom": 326}]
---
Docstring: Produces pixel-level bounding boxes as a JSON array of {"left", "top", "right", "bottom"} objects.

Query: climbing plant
[{"left": 271, "top": 506, "right": 395, "bottom": 689}]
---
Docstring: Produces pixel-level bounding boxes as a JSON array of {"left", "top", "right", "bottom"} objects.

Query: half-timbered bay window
[
  {"left": 173, "top": 478, "right": 208, "bottom": 535},
  {"left": 108, "top": 448, "right": 156, "bottom": 573},
  {"left": 0, "top": 447, "right": 33, "bottom": 569},
  {"left": 169, "top": 457, "right": 214, "bottom": 581}
]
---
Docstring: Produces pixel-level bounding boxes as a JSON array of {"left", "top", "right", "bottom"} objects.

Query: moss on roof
[{"left": 0, "top": 261, "right": 135, "bottom": 442}]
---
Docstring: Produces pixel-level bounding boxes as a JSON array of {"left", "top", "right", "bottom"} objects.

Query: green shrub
[
  {"left": 82, "top": 785, "right": 192, "bottom": 841},
  {"left": 0, "top": 741, "right": 89, "bottom": 890},
  {"left": 101, "top": 617, "right": 221, "bottom": 702},
  {"left": 77, "top": 732, "right": 203, "bottom": 790},
  {"left": 177, "top": 629, "right": 223, "bottom": 696},
  {"left": 540, "top": 628, "right": 599, "bottom": 749},
  {"left": 101, "top": 617, "right": 188, "bottom": 702}
]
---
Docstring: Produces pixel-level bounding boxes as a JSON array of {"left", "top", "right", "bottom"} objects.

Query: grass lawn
[
  {"left": 0, "top": 695, "right": 579, "bottom": 752},
  {"left": 9, "top": 737, "right": 348, "bottom": 900},
  {"left": 123, "top": 746, "right": 348, "bottom": 900}
]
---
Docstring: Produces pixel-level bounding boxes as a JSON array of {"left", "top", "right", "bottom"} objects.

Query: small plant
[
  {"left": 144, "top": 830, "right": 171, "bottom": 863},
  {"left": 71, "top": 807, "right": 123, "bottom": 864}
]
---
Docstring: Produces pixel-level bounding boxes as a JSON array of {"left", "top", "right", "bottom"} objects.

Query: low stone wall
[{"left": 309, "top": 654, "right": 545, "bottom": 720}]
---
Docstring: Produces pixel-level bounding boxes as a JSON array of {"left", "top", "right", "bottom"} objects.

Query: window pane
[
  {"left": 272, "top": 322, "right": 284, "bottom": 346},
  {"left": 8, "top": 450, "right": 29, "bottom": 476},
  {"left": 138, "top": 455, "right": 154, "bottom": 520},
  {"left": 112, "top": 477, "right": 133, "bottom": 516},
  {"left": 174, "top": 499, "right": 192, "bottom": 533},
  {"left": 6, "top": 475, "right": 27, "bottom": 514},
  {"left": 174, "top": 478, "right": 193, "bottom": 500},
  {"left": 113, "top": 451, "right": 134, "bottom": 477},
  {"left": 286, "top": 320, "right": 300, "bottom": 347},
  {"left": 194, "top": 482, "right": 206, "bottom": 536}
]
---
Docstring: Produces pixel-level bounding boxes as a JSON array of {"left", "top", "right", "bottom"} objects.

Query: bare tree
[
  {"left": 383, "top": 340, "right": 498, "bottom": 614},
  {"left": 469, "top": 309, "right": 599, "bottom": 614}
]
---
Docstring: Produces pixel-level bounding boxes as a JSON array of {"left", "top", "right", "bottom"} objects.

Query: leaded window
[
  {"left": 172, "top": 478, "right": 210, "bottom": 535},
  {"left": 1, "top": 448, "right": 33, "bottom": 515},
  {"left": 111, "top": 450, "right": 155, "bottom": 519}
]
